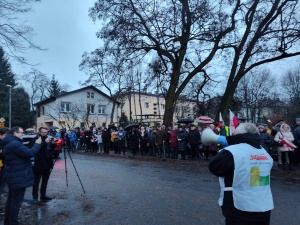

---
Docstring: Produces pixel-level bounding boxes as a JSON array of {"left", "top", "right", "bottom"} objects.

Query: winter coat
[
  {"left": 2, "top": 134, "right": 41, "bottom": 190},
  {"left": 274, "top": 124, "right": 295, "bottom": 152},
  {"left": 187, "top": 129, "right": 200, "bottom": 146},
  {"left": 29, "top": 135, "right": 54, "bottom": 171},
  {"left": 68, "top": 132, "right": 77, "bottom": 142},
  {"left": 259, "top": 131, "right": 273, "bottom": 151},
  {"left": 128, "top": 130, "right": 140, "bottom": 149},
  {"left": 117, "top": 130, "right": 126, "bottom": 140},
  {"left": 177, "top": 130, "right": 187, "bottom": 152},
  {"left": 156, "top": 129, "right": 167, "bottom": 145},
  {"left": 139, "top": 130, "right": 148, "bottom": 144},
  {"left": 169, "top": 130, "right": 178, "bottom": 148},
  {"left": 292, "top": 125, "right": 300, "bottom": 146}
]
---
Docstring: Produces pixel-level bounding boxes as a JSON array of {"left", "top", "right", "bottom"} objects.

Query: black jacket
[
  {"left": 209, "top": 133, "right": 271, "bottom": 223},
  {"left": 187, "top": 129, "right": 200, "bottom": 145},
  {"left": 29, "top": 135, "right": 53, "bottom": 171}
]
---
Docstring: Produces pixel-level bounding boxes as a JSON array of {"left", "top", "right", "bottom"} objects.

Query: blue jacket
[
  {"left": 68, "top": 132, "right": 77, "bottom": 142},
  {"left": 2, "top": 134, "right": 41, "bottom": 190}
]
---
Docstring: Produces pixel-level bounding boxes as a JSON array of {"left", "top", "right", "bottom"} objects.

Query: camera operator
[{"left": 28, "top": 127, "right": 54, "bottom": 204}]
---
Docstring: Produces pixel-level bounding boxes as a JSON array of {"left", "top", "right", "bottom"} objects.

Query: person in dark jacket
[
  {"left": 209, "top": 123, "right": 273, "bottom": 225},
  {"left": 2, "top": 126, "right": 41, "bottom": 225},
  {"left": 187, "top": 124, "right": 200, "bottom": 160},
  {"left": 156, "top": 125, "right": 167, "bottom": 158},
  {"left": 128, "top": 127, "right": 140, "bottom": 156},
  {"left": 102, "top": 128, "right": 110, "bottom": 154},
  {"left": 258, "top": 125, "right": 273, "bottom": 154},
  {"left": 28, "top": 127, "right": 54, "bottom": 204},
  {"left": 177, "top": 126, "right": 187, "bottom": 160}
]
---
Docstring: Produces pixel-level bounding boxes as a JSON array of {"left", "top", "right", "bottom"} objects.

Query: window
[
  {"left": 41, "top": 106, "right": 45, "bottom": 115},
  {"left": 87, "top": 92, "right": 90, "bottom": 98},
  {"left": 98, "top": 105, "right": 106, "bottom": 114},
  {"left": 37, "top": 107, "right": 41, "bottom": 117},
  {"left": 87, "top": 104, "right": 95, "bottom": 114},
  {"left": 161, "top": 104, "right": 165, "bottom": 110},
  {"left": 61, "top": 102, "right": 71, "bottom": 112},
  {"left": 144, "top": 102, "right": 149, "bottom": 108},
  {"left": 80, "top": 122, "right": 85, "bottom": 128},
  {"left": 91, "top": 92, "right": 94, "bottom": 99}
]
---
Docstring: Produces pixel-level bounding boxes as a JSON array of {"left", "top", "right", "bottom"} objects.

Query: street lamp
[{"left": 6, "top": 85, "right": 12, "bottom": 129}]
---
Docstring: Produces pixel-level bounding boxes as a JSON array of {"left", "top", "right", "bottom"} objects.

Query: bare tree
[
  {"left": 21, "top": 68, "right": 50, "bottom": 111},
  {"left": 80, "top": 49, "right": 127, "bottom": 124},
  {"left": 88, "top": 0, "right": 238, "bottom": 125},
  {"left": 234, "top": 69, "right": 275, "bottom": 123},
  {"left": 281, "top": 68, "right": 300, "bottom": 122},
  {"left": 0, "top": 0, "right": 43, "bottom": 63},
  {"left": 217, "top": 0, "right": 300, "bottom": 120}
]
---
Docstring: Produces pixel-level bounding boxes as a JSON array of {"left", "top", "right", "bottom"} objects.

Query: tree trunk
[
  {"left": 163, "top": 84, "right": 178, "bottom": 126},
  {"left": 217, "top": 81, "right": 239, "bottom": 123}
]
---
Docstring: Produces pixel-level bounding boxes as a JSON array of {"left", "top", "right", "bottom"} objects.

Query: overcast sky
[
  {"left": 11, "top": 0, "right": 101, "bottom": 90},
  {"left": 9, "top": 0, "right": 300, "bottom": 92}
]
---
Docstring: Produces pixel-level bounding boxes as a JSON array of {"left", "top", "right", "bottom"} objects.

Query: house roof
[{"left": 34, "top": 85, "right": 119, "bottom": 106}]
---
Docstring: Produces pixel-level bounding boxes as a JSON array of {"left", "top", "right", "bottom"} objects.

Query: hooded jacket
[
  {"left": 274, "top": 124, "right": 295, "bottom": 152},
  {"left": 2, "top": 134, "right": 41, "bottom": 190}
]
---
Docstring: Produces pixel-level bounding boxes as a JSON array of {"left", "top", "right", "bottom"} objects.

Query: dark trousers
[
  {"left": 118, "top": 140, "right": 126, "bottom": 154},
  {"left": 32, "top": 169, "right": 51, "bottom": 199},
  {"left": 4, "top": 188, "right": 26, "bottom": 225},
  {"left": 225, "top": 219, "right": 270, "bottom": 225},
  {"left": 103, "top": 141, "right": 110, "bottom": 154},
  {"left": 281, "top": 151, "right": 294, "bottom": 166}
]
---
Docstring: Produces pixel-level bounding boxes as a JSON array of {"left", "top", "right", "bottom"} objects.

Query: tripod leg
[
  {"left": 63, "top": 146, "right": 68, "bottom": 187},
  {"left": 67, "top": 150, "right": 86, "bottom": 193}
]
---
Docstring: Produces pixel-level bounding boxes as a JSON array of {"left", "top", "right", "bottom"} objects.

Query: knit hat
[{"left": 258, "top": 125, "right": 264, "bottom": 129}]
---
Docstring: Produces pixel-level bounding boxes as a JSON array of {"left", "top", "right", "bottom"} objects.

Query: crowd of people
[
  {"left": 0, "top": 117, "right": 299, "bottom": 224},
  {"left": 56, "top": 117, "right": 300, "bottom": 168}
]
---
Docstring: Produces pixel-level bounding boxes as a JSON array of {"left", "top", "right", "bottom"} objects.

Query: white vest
[{"left": 218, "top": 143, "right": 274, "bottom": 212}]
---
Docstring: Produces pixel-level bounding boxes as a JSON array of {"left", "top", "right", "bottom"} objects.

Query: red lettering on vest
[{"left": 250, "top": 154, "right": 269, "bottom": 160}]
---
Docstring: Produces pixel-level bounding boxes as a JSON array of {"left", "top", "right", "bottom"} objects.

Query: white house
[{"left": 34, "top": 85, "right": 119, "bottom": 130}]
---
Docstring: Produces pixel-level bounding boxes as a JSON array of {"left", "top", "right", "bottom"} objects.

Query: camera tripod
[{"left": 53, "top": 143, "right": 86, "bottom": 193}]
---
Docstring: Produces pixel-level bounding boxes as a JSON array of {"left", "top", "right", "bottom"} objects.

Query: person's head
[
  {"left": 172, "top": 126, "right": 177, "bottom": 131},
  {"left": 190, "top": 124, "right": 195, "bottom": 130},
  {"left": 0, "top": 127, "right": 9, "bottom": 140},
  {"left": 198, "top": 126, "right": 203, "bottom": 131},
  {"left": 10, "top": 126, "right": 24, "bottom": 139},
  {"left": 219, "top": 121, "right": 224, "bottom": 127},
  {"left": 281, "top": 123, "right": 290, "bottom": 132},
  {"left": 157, "top": 125, "right": 161, "bottom": 130},
  {"left": 234, "top": 123, "right": 258, "bottom": 135},
  {"left": 278, "top": 119, "right": 285, "bottom": 125},
  {"left": 140, "top": 126, "right": 145, "bottom": 131},
  {"left": 209, "top": 124, "right": 215, "bottom": 130},
  {"left": 119, "top": 126, "right": 123, "bottom": 131},
  {"left": 258, "top": 125, "right": 265, "bottom": 132},
  {"left": 39, "top": 127, "right": 48, "bottom": 137},
  {"left": 296, "top": 118, "right": 300, "bottom": 126}
]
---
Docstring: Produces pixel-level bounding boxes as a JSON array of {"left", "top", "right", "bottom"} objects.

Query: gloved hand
[{"left": 217, "top": 136, "right": 228, "bottom": 147}]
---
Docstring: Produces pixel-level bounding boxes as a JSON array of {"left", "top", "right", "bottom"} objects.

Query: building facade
[
  {"left": 118, "top": 92, "right": 197, "bottom": 125},
  {"left": 34, "top": 86, "right": 119, "bottom": 130}
]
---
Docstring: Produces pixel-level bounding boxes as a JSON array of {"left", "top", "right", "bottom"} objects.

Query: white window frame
[
  {"left": 98, "top": 105, "right": 106, "bottom": 114},
  {"left": 87, "top": 104, "right": 95, "bottom": 114},
  {"left": 61, "top": 102, "right": 71, "bottom": 112}
]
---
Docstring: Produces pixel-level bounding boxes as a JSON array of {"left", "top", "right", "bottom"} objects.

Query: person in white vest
[{"left": 208, "top": 123, "right": 273, "bottom": 225}]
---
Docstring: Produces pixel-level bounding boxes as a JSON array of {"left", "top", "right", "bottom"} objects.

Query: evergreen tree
[
  {"left": 47, "top": 74, "right": 61, "bottom": 98},
  {"left": 11, "top": 87, "right": 31, "bottom": 128},
  {"left": 0, "top": 47, "right": 16, "bottom": 119},
  {"left": 119, "top": 112, "right": 129, "bottom": 127}
]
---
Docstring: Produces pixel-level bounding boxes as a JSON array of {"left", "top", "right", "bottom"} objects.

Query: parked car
[{"left": 22, "top": 134, "right": 64, "bottom": 158}]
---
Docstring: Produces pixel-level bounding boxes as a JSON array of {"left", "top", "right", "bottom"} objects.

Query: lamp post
[{"left": 6, "top": 85, "right": 12, "bottom": 129}]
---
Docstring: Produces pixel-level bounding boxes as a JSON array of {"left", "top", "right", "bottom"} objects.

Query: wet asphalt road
[{"left": 20, "top": 151, "right": 300, "bottom": 225}]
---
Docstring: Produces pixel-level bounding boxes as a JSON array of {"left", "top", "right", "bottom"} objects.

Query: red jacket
[{"left": 169, "top": 130, "right": 178, "bottom": 148}]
